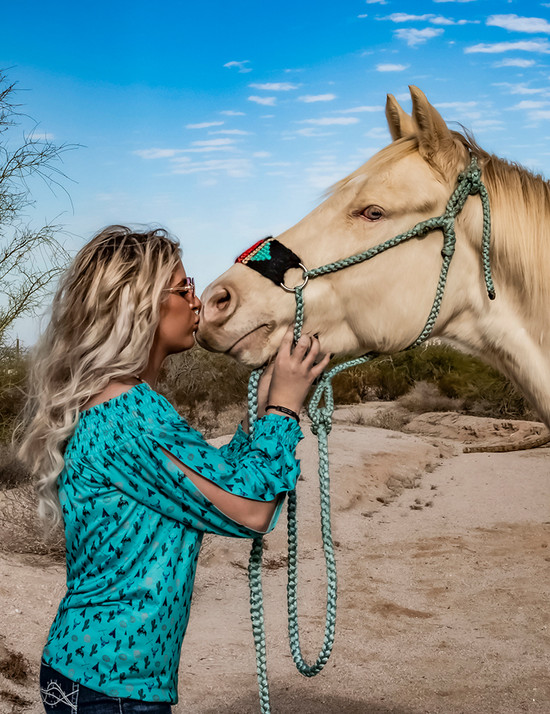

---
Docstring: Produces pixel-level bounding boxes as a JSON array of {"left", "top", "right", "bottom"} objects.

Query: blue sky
[{"left": 2, "top": 0, "right": 550, "bottom": 343}]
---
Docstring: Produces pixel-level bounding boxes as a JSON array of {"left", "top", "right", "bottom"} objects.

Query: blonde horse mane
[{"left": 327, "top": 127, "right": 550, "bottom": 312}]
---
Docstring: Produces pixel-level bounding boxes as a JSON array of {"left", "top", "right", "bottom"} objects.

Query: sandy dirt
[{"left": 0, "top": 408, "right": 548, "bottom": 714}]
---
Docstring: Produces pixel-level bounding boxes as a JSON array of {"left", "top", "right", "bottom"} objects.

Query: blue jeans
[{"left": 40, "top": 661, "right": 172, "bottom": 714}]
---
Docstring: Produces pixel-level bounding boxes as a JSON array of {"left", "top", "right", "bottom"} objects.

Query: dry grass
[
  {"left": 0, "top": 652, "right": 30, "bottom": 684},
  {"left": 398, "top": 381, "right": 464, "bottom": 413},
  {"left": 0, "top": 486, "right": 65, "bottom": 559},
  {"left": 0, "top": 444, "right": 28, "bottom": 489}
]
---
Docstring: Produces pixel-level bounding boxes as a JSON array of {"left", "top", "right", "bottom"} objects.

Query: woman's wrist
[{"left": 265, "top": 404, "right": 300, "bottom": 423}]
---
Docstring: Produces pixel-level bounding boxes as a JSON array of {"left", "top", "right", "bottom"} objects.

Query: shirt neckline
[{"left": 79, "top": 381, "right": 151, "bottom": 418}]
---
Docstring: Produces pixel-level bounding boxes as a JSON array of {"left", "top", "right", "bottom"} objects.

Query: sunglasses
[{"left": 166, "top": 276, "right": 195, "bottom": 300}]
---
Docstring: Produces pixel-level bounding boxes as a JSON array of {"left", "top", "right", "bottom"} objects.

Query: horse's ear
[
  {"left": 409, "top": 85, "right": 455, "bottom": 164},
  {"left": 385, "top": 94, "right": 414, "bottom": 141}
]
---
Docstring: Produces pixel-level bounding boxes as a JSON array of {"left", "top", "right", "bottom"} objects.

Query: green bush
[{"left": 331, "top": 344, "right": 532, "bottom": 419}]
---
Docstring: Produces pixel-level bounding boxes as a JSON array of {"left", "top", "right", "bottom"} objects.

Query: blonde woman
[{"left": 19, "top": 226, "right": 329, "bottom": 714}]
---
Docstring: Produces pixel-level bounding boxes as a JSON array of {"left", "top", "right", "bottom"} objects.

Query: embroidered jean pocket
[{"left": 40, "top": 664, "right": 79, "bottom": 713}]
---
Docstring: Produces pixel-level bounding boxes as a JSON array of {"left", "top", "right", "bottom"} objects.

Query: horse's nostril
[{"left": 216, "top": 288, "right": 231, "bottom": 310}]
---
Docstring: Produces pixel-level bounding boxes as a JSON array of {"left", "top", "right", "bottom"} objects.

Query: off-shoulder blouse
[{"left": 42, "top": 382, "right": 303, "bottom": 704}]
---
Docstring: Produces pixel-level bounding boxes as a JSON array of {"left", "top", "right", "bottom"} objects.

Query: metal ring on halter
[{"left": 280, "top": 263, "right": 309, "bottom": 293}]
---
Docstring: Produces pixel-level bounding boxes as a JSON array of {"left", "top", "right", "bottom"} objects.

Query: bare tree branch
[{"left": 0, "top": 71, "right": 76, "bottom": 345}]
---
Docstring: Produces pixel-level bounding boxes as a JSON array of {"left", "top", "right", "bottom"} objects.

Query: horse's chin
[{"left": 196, "top": 323, "right": 277, "bottom": 367}]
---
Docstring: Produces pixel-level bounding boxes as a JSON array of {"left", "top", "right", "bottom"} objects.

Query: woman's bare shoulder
[{"left": 81, "top": 380, "right": 141, "bottom": 412}]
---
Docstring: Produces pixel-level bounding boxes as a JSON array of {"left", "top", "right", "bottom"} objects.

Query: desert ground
[{"left": 0, "top": 404, "right": 548, "bottom": 714}]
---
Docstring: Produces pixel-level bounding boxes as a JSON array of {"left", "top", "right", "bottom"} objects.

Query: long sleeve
[
  {"left": 218, "top": 422, "right": 251, "bottom": 460},
  {"left": 101, "top": 393, "right": 303, "bottom": 537}
]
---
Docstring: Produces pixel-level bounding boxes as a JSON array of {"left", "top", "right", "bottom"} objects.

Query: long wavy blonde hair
[{"left": 18, "top": 225, "right": 182, "bottom": 526}]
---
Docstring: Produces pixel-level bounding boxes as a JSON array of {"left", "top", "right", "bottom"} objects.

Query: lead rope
[{"left": 246, "top": 156, "right": 493, "bottom": 713}]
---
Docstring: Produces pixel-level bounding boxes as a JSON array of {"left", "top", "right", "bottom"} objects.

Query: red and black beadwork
[{"left": 235, "top": 237, "right": 302, "bottom": 286}]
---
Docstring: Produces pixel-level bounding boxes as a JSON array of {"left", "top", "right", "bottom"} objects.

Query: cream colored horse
[{"left": 197, "top": 86, "right": 550, "bottom": 427}]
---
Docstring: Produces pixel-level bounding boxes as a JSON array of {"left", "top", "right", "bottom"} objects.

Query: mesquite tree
[{"left": 0, "top": 71, "right": 72, "bottom": 346}]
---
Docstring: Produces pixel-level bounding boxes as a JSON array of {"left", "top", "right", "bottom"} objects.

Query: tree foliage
[{"left": 0, "top": 71, "right": 72, "bottom": 346}]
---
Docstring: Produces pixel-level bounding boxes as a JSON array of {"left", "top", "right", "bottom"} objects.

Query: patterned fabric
[{"left": 42, "top": 383, "right": 303, "bottom": 704}]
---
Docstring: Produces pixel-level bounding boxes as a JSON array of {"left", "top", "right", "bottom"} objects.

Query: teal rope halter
[{"left": 245, "top": 156, "right": 494, "bottom": 713}]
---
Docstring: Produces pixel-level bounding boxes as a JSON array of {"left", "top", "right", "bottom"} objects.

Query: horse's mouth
[{"left": 225, "top": 324, "right": 270, "bottom": 357}]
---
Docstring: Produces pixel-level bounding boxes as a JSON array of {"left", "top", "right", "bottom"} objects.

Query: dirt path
[{"left": 0, "top": 411, "right": 548, "bottom": 713}]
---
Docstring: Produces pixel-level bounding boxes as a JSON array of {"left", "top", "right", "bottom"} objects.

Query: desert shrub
[
  {"left": 0, "top": 344, "right": 28, "bottom": 442},
  {"left": 398, "top": 381, "right": 464, "bottom": 413},
  {"left": 332, "top": 344, "right": 532, "bottom": 420},
  {"left": 156, "top": 347, "right": 250, "bottom": 434},
  {"left": 0, "top": 443, "right": 29, "bottom": 489},
  {"left": 0, "top": 485, "right": 65, "bottom": 558}
]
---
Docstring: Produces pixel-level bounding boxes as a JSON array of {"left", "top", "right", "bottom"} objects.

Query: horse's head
[{"left": 197, "top": 87, "right": 482, "bottom": 366}]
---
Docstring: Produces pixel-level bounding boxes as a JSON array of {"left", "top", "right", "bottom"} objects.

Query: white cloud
[
  {"left": 383, "top": 12, "right": 474, "bottom": 26},
  {"left": 134, "top": 148, "right": 183, "bottom": 159},
  {"left": 395, "top": 27, "right": 444, "bottom": 46},
  {"left": 28, "top": 131, "right": 55, "bottom": 141},
  {"left": 493, "top": 58, "right": 536, "bottom": 68},
  {"left": 299, "top": 117, "right": 360, "bottom": 125},
  {"left": 336, "top": 105, "right": 384, "bottom": 113},
  {"left": 508, "top": 100, "right": 549, "bottom": 109},
  {"left": 253, "top": 151, "right": 271, "bottom": 158},
  {"left": 220, "top": 110, "right": 246, "bottom": 116},
  {"left": 249, "top": 82, "right": 299, "bottom": 91},
  {"left": 465, "top": 40, "right": 550, "bottom": 53},
  {"left": 365, "top": 127, "right": 391, "bottom": 138},
  {"left": 295, "top": 128, "right": 334, "bottom": 137},
  {"left": 433, "top": 0, "right": 477, "bottom": 3},
  {"left": 385, "top": 13, "right": 431, "bottom": 22},
  {"left": 487, "top": 14, "right": 550, "bottom": 34},
  {"left": 358, "top": 14, "right": 368, "bottom": 18},
  {"left": 530, "top": 110, "right": 550, "bottom": 119},
  {"left": 366, "top": 0, "right": 387, "bottom": 4},
  {"left": 191, "top": 138, "right": 235, "bottom": 147},
  {"left": 376, "top": 63, "right": 409, "bottom": 71},
  {"left": 186, "top": 121, "right": 224, "bottom": 129},
  {"left": 434, "top": 101, "right": 478, "bottom": 109},
  {"left": 170, "top": 157, "right": 253, "bottom": 177},
  {"left": 224, "top": 60, "right": 252, "bottom": 73},
  {"left": 298, "top": 94, "right": 337, "bottom": 103},
  {"left": 248, "top": 95, "right": 277, "bottom": 106},
  {"left": 494, "top": 82, "right": 549, "bottom": 95},
  {"left": 210, "top": 129, "right": 251, "bottom": 135}
]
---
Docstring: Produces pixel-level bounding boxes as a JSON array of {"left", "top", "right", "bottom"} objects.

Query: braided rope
[{"left": 246, "top": 156, "right": 493, "bottom": 713}]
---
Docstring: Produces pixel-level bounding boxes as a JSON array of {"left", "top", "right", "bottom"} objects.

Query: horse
[{"left": 197, "top": 86, "right": 550, "bottom": 430}]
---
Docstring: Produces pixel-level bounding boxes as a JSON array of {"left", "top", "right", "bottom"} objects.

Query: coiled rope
[{"left": 246, "top": 156, "right": 493, "bottom": 713}]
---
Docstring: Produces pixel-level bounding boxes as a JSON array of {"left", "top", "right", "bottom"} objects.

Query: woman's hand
[{"left": 266, "top": 326, "right": 330, "bottom": 416}]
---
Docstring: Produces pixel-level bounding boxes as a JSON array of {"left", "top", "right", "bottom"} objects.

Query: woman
[{"left": 19, "top": 225, "right": 329, "bottom": 713}]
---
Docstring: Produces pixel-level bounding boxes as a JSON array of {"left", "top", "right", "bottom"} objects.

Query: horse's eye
[{"left": 362, "top": 205, "right": 385, "bottom": 221}]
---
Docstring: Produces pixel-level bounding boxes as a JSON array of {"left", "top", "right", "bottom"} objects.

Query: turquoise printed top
[{"left": 42, "top": 382, "right": 303, "bottom": 704}]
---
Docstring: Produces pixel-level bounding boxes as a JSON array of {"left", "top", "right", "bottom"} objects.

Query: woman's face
[{"left": 156, "top": 261, "right": 202, "bottom": 355}]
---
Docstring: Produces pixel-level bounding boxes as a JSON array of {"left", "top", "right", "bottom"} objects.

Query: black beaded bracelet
[{"left": 265, "top": 405, "right": 300, "bottom": 423}]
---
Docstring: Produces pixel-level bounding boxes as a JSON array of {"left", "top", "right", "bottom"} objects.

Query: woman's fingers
[
  {"left": 292, "top": 333, "right": 312, "bottom": 360},
  {"left": 311, "top": 352, "right": 331, "bottom": 378},
  {"left": 302, "top": 335, "right": 321, "bottom": 367}
]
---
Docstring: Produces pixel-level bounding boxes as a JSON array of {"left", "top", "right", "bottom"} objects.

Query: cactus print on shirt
[{"left": 42, "top": 383, "right": 302, "bottom": 704}]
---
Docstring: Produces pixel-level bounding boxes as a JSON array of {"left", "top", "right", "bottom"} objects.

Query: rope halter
[{"left": 238, "top": 155, "right": 494, "bottom": 713}]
